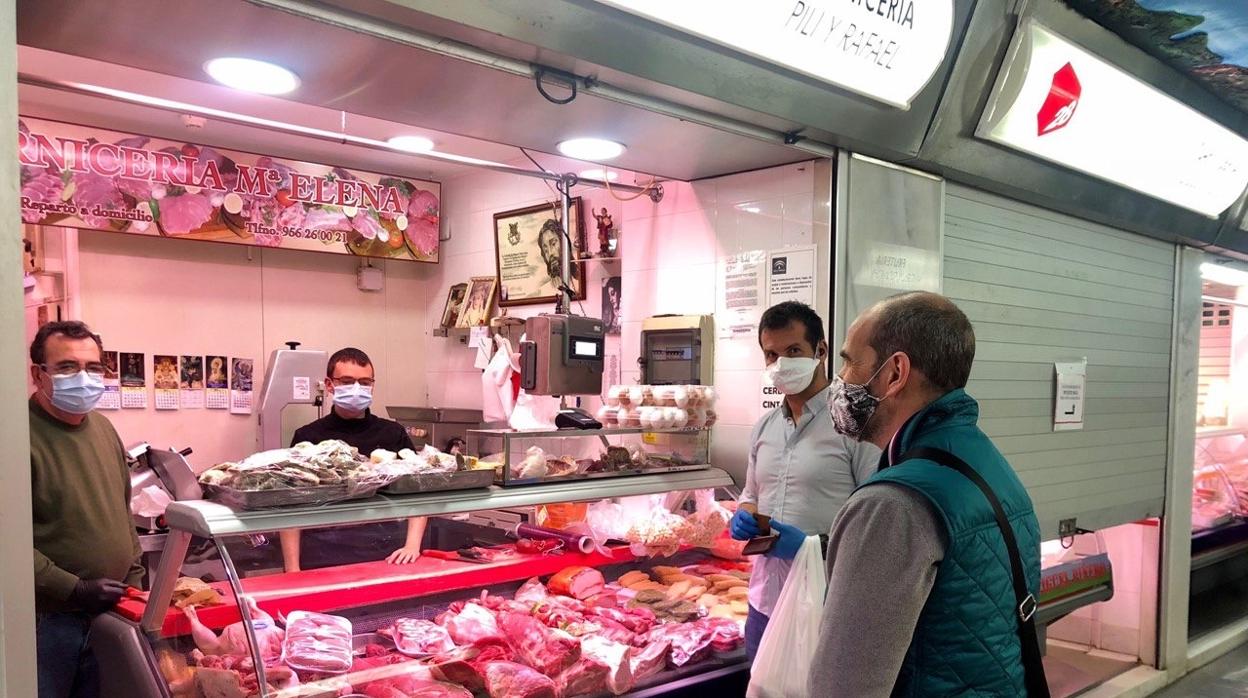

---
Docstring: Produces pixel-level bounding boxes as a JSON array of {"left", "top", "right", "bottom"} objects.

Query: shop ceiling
[
  {"left": 13, "top": 0, "right": 1248, "bottom": 257},
  {"left": 14, "top": 0, "right": 812, "bottom": 182}
]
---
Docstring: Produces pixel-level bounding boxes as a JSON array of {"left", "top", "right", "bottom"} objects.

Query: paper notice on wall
[
  {"left": 855, "top": 242, "right": 941, "bottom": 292},
  {"left": 767, "top": 245, "right": 817, "bottom": 307},
  {"left": 1053, "top": 359, "right": 1088, "bottom": 432},
  {"left": 119, "top": 352, "right": 147, "bottom": 409},
  {"left": 179, "top": 356, "right": 204, "bottom": 409},
  {"left": 205, "top": 355, "right": 229, "bottom": 409},
  {"left": 717, "top": 250, "right": 767, "bottom": 339},
  {"left": 604, "top": 351, "right": 621, "bottom": 395},
  {"left": 98, "top": 350, "right": 121, "bottom": 410},
  {"left": 292, "top": 376, "right": 311, "bottom": 401},
  {"left": 153, "top": 355, "right": 179, "bottom": 410},
  {"left": 230, "top": 358, "right": 254, "bottom": 415}
]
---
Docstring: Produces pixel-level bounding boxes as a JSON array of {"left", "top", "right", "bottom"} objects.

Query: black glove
[{"left": 71, "top": 578, "right": 126, "bottom": 614}]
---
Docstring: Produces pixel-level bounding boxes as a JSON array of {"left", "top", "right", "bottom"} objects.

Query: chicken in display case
[{"left": 90, "top": 467, "right": 750, "bottom": 697}]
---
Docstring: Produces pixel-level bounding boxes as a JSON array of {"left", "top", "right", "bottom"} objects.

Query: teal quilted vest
[{"left": 865, "top": 389, "right": 1042, "bottom": 697}]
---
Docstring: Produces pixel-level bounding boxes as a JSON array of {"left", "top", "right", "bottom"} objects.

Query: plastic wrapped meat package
[
  {"left": 385, "top": 618, "right": 457, "bottom": 656},
  {"left": 1193, "top": 464, "right": 1240, "bottom": 532},
  {"left": 281, "top": 611, "right": 354, "bottom": 674}
]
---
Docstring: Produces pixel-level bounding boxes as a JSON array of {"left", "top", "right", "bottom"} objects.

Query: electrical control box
[
  {"left": 640, "top": 314, "right": 714, "bottom": 385},
  {"left": 520, "top": 314, "right": 605, "bottom": 396}
]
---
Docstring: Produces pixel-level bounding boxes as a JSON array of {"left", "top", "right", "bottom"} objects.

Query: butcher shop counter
[{"left": 91, "top": 467, "right": 753, "bottom": 698}]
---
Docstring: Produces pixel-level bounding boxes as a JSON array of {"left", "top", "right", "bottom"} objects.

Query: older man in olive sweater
[{"left": 29, "top": 321, "right": 143, "bottom": 698}]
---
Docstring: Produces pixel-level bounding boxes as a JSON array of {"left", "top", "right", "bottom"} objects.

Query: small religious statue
[{"left": 593, "top": 207, "right": 617, "bottom": 258}]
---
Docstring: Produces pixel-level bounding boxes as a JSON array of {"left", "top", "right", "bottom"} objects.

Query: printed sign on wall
[{"left": 18, "top": 117, "right": 441, "bottom": 262}]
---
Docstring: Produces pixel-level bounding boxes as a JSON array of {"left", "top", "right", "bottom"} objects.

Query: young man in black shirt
[{"left": 279, "top": 348, "right": 427, "bottom": 571}]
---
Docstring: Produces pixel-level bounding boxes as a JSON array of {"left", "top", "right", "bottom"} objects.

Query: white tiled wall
[{"left": 424, "top": 159, "right": 827, "bottom": 483}]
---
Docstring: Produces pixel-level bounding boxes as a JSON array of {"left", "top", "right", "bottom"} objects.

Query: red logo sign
[{"left": 1037, "top": 62, "right": 1081, "bottom": 136}]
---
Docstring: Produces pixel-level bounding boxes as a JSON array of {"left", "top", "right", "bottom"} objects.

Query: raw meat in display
[
  {"left": 362, "top": 682, "right": 471, "bottom": 698},
  {"left": 532, "top": 601, "right": 583, "bottom": 629},
  {"left": 282, "top": 611, "right": 353, "bottom": 674},
  {"left": 430, "top": 644, "right": 514, "bottom": 694},
  {"left": 441, "top": 602, "right": 506, "bottom": 647},
  {"left": 513, "top": 577, "right": 549, "bottom": 605},
  {"left": 499, "top": 611, "right": 580, "bottom": 677},
  {"left": 547, "top": 566, "right": 605, "bottom": 600},
  {"left": 579, "top": 636, "right": 634, "bottom": 695},
  {"left": 587, "top": 606, "right": 655, "bottom": 635},
  {"left": 628, "top": 639, "right": 671, "bottom": 683},
  {"left": 387, "top": 618, "right": 456, "bottom": 655},
  {"left": 483, "top": 661, "right": 557, "bottom": 698},
  {"left": 554, "top": 656, "right": 610, "bottom": 698},
  {"left": 184, "top": 597, "right": 284, "bottom": 660},
  {"left": 637, "top": 622, "right": 714, "bottom": 667},
  {"left": 197, "top": 439, "right": 376, "bottom": 492}
]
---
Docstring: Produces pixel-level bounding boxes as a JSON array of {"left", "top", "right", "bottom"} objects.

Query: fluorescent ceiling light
[
  {"left": 387, "top": 135, "right": 435, "bottom": 153},
  {"left": 579, "top": 168, "right": 618, "bottom": 182},
  {"left": 49, "top": 80, "right": 509, "bottom": 169},
  {"left": 558, "top": 138, "right": 626, "bottom": 161},
  {"left": 204, "top": 57, "right": 300, "bottom": 95},
  {"left": 1201, "top": 262, "right": 1248, "bottom": 287}
]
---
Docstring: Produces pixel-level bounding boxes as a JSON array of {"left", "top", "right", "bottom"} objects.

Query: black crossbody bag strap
[{"left": 899, "top": 446, "right": 1051, "bottom": 698}]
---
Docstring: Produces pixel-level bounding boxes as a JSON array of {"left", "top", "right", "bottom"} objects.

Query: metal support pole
[{"left": 558, "top": 176, "right": 573, "bottom": 314}]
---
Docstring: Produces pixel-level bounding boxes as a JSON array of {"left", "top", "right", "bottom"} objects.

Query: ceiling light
[
  {"left": 579, "top": 168, "right": 618, "bottom": 182},
  {"left": 558, "top": 138, "right": 626, "bottom": 161},
  {"left": 204, "top": 57, "right": 300, "bottom": 95},
  {"left": 387, "top": 135, "right": 435, "bottom": 153},
  {"left": 1201, "top": 262, "right": 1248, "bottom": 287}
]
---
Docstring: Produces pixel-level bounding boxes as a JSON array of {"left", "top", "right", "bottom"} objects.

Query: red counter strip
[{"left": 116, "top": 546, "right": 637, "bottom": 638}]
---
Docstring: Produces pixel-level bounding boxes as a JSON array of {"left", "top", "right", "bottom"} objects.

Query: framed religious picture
[
  {"left": 493, "top": 198, "right": 586, "bottom": 307},
  {"left": 440, "top": 282, "right": 468, "bottom": 329},
  {"left": 456, "top": 276, "right": 498, "bottom": 329}
]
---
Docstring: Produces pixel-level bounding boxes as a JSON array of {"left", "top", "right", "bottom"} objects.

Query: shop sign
[
  {"left": 978, "top": 20, "right": 1248, "bottom": 218},
  {"left": 594, "top": 0, "right": 955, "bottom": 109},
  {"left": 17, "top": 117, "right": 440, "bottom": 262}
]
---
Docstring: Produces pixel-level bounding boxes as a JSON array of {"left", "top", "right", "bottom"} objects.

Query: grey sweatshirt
[{"left": 810, "top": 483, "right": 947, "bottom": 696}]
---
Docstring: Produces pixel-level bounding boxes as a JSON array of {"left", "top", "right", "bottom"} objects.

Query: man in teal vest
[{"left": 811, "top": 291, "right": 1043, "bottom": 696}]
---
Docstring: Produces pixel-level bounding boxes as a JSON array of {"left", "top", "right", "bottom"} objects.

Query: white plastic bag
[{"left": 746, "top": 535, "right": 827, "bottom": 698}]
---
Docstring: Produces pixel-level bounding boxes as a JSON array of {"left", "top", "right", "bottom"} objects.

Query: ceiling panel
[{"left": 15, "top": 0, "right": 810, "bottom": 181}]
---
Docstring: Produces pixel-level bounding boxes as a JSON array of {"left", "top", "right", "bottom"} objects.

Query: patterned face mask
[{"left": 829, "top": 360, "right": 888, "bottom": 440}]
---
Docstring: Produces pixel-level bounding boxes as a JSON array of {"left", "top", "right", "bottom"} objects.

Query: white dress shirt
[{"left": 739, "top": 384, "right": 881, "bottom": 616}]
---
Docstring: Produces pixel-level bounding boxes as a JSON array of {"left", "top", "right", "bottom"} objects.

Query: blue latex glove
[
  {"left": 766, "top": 519, "right": 805, "bottom": 560},
  {"left": 730, "top": 509, "right": 760, "bottom": 541}
]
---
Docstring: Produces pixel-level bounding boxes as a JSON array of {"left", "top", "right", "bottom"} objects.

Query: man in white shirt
[{"left": 730, "top": 302, "right": 880, "bottom": 661}]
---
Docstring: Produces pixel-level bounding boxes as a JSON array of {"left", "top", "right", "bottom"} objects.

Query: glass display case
[
  {"left": 92, "top": 468, "right": 749, "bottom": 698},
  {"left": 468, "top": 427, "right": 711, "bottom": 487}
]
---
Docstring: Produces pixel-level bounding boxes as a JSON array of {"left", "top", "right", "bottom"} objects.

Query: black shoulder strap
[{"left": 898, "top": 446, "right": 1050, "bottom": 698}]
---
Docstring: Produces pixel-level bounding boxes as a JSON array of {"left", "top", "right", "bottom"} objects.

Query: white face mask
[{"left": 765, "top": 356, "right": 821, "bottom": 395}]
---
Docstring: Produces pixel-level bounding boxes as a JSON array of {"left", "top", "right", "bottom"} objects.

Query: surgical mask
[
  {"left": 830, "top": 361, "right": 889, "bottom": 440},
  {"left": 765, "top": 356, "right": 821, "bottom": 395},
  {"left": 50, "top": 371, "right": 106, "bottom": 415},
  {"left": 332, "top": 383, "right": 373, "bottom": 413}
]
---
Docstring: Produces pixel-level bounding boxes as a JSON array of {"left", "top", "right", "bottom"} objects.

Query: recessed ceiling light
[
  {"left": 387, "top": 135, "right": 435, "bottom": 153},
  {"left": 204, "top": 57, "right": 300, "bottom": 95},
  {"left": 558, "top": 138, "right": 626, "bottom": 161},
  {"left": 579, "top": 168, "right": 619, "bottom": 182}
]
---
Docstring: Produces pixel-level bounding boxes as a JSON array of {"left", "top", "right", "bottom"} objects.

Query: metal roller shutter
[{"left": 944, "top": 185, "right": 1175, "bottom": 539}]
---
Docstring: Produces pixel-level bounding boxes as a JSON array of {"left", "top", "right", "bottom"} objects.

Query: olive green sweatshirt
[{"left": 30, "top": 397, "right": 143, "bottom": 612}]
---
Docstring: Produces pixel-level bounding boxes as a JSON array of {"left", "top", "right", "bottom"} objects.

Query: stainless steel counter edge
[{"left": 164, "top": 467, "right": 736, "bottom": 537}]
